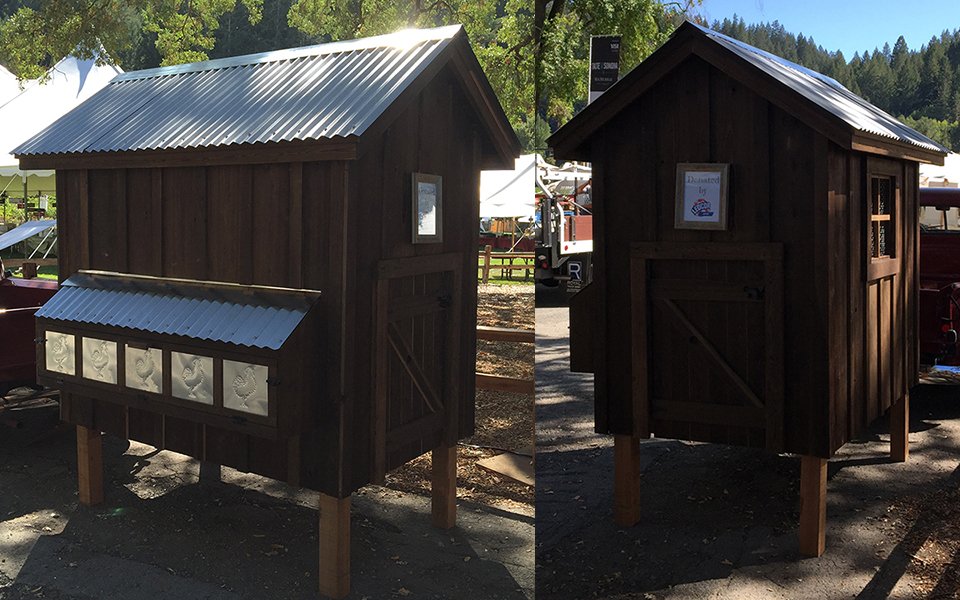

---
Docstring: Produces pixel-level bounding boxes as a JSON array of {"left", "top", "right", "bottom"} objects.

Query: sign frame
[
  {"left": 412, "top": 172, "right": 443, "bottom": 243},
  {"left": 674, "top": 163, "right": 730, "bottom": 231}
]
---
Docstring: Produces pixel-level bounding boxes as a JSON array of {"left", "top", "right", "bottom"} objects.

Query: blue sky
[{"left": 696, "top": 0, "right": 960, "bottom": 57}]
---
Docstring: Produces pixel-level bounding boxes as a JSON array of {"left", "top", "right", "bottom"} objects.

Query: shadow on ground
[
  {"left": 0, "top": 403, "right": 532, "bottom": 600},
  {"left": 535, "top": 302, "right": 960, "bottom": 600}
]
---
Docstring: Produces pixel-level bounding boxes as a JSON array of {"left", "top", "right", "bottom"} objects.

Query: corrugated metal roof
[
  {"left": 36, "top": 271, "right": 321, "bottom": 350},
  {"left": 14, "top": 25, "right": 462, "bottom": 156},
  {"left": 691, "top": 23, "right": 947, "bottom": 154}
]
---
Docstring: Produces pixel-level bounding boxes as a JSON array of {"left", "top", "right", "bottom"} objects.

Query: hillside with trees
[{"left": 713, "top": 16, "right": 960, "bottom": 151}]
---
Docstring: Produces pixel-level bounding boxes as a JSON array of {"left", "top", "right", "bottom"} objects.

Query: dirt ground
[
  {"left": 385, "top": 283, "right": 535, "bottom": 515},
  {"left": 0, "top": 284, "right": 533, "bottom": 600},
  {"left": 536, "top": 286, "right": 960, "bottom": 600}
]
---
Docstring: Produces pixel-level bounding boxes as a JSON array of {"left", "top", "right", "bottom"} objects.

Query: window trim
[{"left": 866, "top": 159, "right": 901, "bottom": 281}]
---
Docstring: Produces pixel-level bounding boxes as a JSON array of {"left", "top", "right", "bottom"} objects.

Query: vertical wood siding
[{"left": 589, "top": 56, "right": 918, "bottom": 457}]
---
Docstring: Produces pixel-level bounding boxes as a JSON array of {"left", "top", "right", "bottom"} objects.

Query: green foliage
[
  {"left": 0, "top": 0, "right": 142, "bottom": 79},
  {"left": 535, "top": 0, "right": 691, "bottom": 140},
  {"left": 143, "top": 0, "right": 263, "bottom": 65},
  {"left": 285, "top": 0, "right": 535, "bottom": 147},
  {"left": 0, "top": 0, "right": 262, "bottom": 75}
]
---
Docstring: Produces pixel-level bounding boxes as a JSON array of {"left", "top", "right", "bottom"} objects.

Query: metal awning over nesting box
[{"left": 35, "top": 271, "right": 321, "bottom": 437}]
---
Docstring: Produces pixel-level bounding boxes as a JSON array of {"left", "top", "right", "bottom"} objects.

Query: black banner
[{"left": 589, "top": 35, "right": 621, "bottom": 103}]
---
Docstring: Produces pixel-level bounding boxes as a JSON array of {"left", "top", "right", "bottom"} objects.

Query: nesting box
[
  {"left": 550, "top": 22, "right": 947, "bottom": 556},
  {"left": 16, "top": 25, "right": 518, "bottom": 598}
]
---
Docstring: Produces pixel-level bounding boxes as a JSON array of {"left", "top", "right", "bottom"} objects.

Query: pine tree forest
[{"left": 713, "top": 16, "right": 960, "bottom": 152}]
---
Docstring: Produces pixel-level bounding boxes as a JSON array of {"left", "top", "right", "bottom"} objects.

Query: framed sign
[
  {"left": 674, "top": 163, "right": 730, "bottom": 230},
  {"left": 412, "top": 173, "right": 442, "bottom": 243}
]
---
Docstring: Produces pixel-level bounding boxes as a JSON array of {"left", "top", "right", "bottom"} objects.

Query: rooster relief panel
[
  {"left": 171, "top": 352, "right": 214, "bottom": 404},
  {"left": 81, "top": 338, "right": 117, "bottom": 384},
  {"left": 45, "top": 331, "right": 76, "bottom": 376},
  {"left": 125, "top": 345, "right": 163, "bottom": 393},
  {"left": 223, "top": 360, "right": 269, "bottom": 416}
]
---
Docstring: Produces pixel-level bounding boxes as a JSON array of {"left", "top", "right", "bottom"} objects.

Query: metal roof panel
[
  {"left": 35, "top": 272, "right": 321, "bottom": 350},
  {"left": 14, "top": 26, "right": 460, "bottom": 156}
]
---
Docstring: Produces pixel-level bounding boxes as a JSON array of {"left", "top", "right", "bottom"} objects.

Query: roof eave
[
  {"left": 851, "top": 132, "right": 947, "bottom": 165},
  {"left": 16, "top": 137, "right": 360, "bottom": 170}
]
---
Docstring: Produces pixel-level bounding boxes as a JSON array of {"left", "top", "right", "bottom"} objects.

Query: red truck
[
  {"left": 0, "top": 265, "right": 57, "bottom": 395},
  {"left": 920, "top": 187, "right": 960, "bottom": 364}
]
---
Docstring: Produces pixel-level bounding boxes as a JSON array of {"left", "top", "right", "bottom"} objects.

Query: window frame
[{"left": 866, "top": 159, "right": 901, "bottom": 281}]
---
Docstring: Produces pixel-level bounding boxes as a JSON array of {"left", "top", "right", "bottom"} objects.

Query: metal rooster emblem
[
  {"left": 91, "top": 341, "right": 110, "bottom": 379},
  {"left": 135, "top": 349, "right": 157, "bottom": 391},
  {"left": 50, "top": 336, "right": 69, "bottom": 369},
  {"left": 232, "top": 365, "right": 258, "bottom": 409},
  {"left": 181, "top": 357, "right": 206, "bottom": 399}
]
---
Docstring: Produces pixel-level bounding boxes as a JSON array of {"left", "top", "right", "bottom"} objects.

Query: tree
[
  {"left": 0, "top": 0, "right": 263, "bottom": 79},
  {"left": 284, "top": 0, "right": 534, "bottom": 147},
  {"left": 533, "top": 0, "right": 695, "bottom": 149}
]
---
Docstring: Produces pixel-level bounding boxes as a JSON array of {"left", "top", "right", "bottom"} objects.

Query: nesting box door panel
[
  {"left": 630, "top": 243, "right": 784, "bottom": 450},
  {"left": 374, "top": 253, "right": 463, "bottom": 478}
]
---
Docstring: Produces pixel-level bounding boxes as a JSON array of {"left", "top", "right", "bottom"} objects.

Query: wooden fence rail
[
  {"left": 479, "top": 245, "right": 536, "bottom": 284},
  {"left": 476, "top": 325, "right": 534, "bottom": 395}
]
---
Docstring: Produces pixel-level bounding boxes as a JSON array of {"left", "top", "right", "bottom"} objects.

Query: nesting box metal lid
[
  {"left": 35, "top": 271, "right": 322, "bottom": 434},
  {"left": 36, "top": 271, "right": 320, "bottom": 350}
]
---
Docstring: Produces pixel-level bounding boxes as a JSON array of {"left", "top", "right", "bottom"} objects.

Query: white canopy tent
[
  {"left": 480, "top": 154, "right": 537, "bottom": 219},
  {"left": 921, "top": 152, "right": 960, "bottom": 188},
  {"left": 0, "top": 54, "right": 122, "bottom": 202},
  {"left": 0, "top": 64, "right": 25, "bottom": 107}
]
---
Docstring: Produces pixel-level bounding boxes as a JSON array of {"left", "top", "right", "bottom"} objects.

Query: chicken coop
[
  {"left": 550, "top": 21, "right": 947, "bottom": 556},
  {"left": 17, "top": 25, "right": 518, "bottom": 598}
]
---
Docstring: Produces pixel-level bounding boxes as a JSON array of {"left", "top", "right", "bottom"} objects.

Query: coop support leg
[
  {"left": 890, "top": 393, "right": 909, "bottom": 463},
  {"left": 614, "top": 434, "right": 641, "bottom": 527},
  {"left": 318, "top": 493, "right": 350, "bottom": 599},
  {"left": 798, "top": 455, "right": 827, "bottom": 557},
  {"left": 431, "top": 444, "right": 457, "bottom": 529},
  {"left": 199, "top": 461, "right": 221, "bottom": 485},
  {"left": 76, "top": 425, "right": 104, "bottom": 506}
]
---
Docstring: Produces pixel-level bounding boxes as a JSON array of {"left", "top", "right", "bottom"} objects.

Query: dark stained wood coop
[
  {"left": 550, "top": 21, "right": 947, "bottom": 557},
  {"left": 15, "top": 25, "right": 519, "bottom": 598}
]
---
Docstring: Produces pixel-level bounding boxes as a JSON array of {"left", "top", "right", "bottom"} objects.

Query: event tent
[
  {"left": 921, "top": 152, "right": 960, "bottom": 187},
  {"left": 0, "top": 64, "right": 24, "bottom": 106},
  {"left": 480, "top": 154, "right": 537, "bottom": 219},
  {"left": 0, "top": 54, "right": 122, "bottom": 200}
]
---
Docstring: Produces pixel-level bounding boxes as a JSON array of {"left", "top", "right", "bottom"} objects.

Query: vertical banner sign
[{"left": 589, "top": 35, "right": 621, "bottom": 103}]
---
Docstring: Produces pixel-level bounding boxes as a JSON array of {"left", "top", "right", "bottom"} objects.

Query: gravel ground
[
  {"left": 535, "top": 285, "right": 960, "bottom": 600},
  {"left": 0, "top": 285, "right": 534, "bottom": 600}
]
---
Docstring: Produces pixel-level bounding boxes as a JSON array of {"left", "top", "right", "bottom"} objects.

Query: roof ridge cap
[{"left": 114, "top": 24, "right": 463, "bottom": 83}]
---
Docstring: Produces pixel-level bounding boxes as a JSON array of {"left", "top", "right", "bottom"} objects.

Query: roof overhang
[{"left": 17, "top": 138, "right": 358, "bottom": 170}]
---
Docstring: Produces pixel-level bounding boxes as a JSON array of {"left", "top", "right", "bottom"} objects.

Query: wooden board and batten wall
[
  {"left": 554, "top": 22, "right": 945, "bottom": 461},
  {"left": 32, "top": 62, "right": 516, "bottom": 499}
]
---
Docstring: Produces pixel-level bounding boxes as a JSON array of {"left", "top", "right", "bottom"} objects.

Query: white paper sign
[{"left": 683, "top": 171, "right": 722, "bottom": 223}]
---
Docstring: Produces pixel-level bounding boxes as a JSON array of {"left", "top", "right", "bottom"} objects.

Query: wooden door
[
  {"left": 373, "top": 253, "right": 462, "bottom": 481},
  {"left": 630, "top": 242, "right": 784, "bottom": 450}
]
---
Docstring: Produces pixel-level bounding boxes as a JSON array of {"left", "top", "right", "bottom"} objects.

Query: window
[
  {"left": 870, "top": 175, "right": 895, "bottom": 259},
  {"left": 866, "top": 160, "right": 901, "bottom": 281},
  {"left": 919, "top": 206, "right": 960, "bottom": 232}
]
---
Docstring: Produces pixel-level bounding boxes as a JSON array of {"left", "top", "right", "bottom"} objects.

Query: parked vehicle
[
  {"left": 0, "top": 261, "right": 57, "bottom": 395},
  {"left": 919, "top": 187, "right": 960, "bottom": 364},
  {"left": 534, "top": 154, "right": 594, "bottom": 293}
]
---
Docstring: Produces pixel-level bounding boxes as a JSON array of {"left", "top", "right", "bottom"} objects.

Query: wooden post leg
[
  {"left": 799, "top": 455, "right": 827, "bottom": 557},
  {"left": 890, "top": 393, "right": 909, "bottom": 463},
  {"left": 318, "top": 493, "right": 350, "bottom": 599},
  {"left": 199, "top": 461, "right": 221, "bottom": 485},
  {"left": 431, "top": 445, "right": 457, "bottom": 529},
  {"left": 614, "top": 434, "right": 641, "bottom": 527},
  {"left": 76, "top": 425, "right": 104, "bottom": 506}
]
